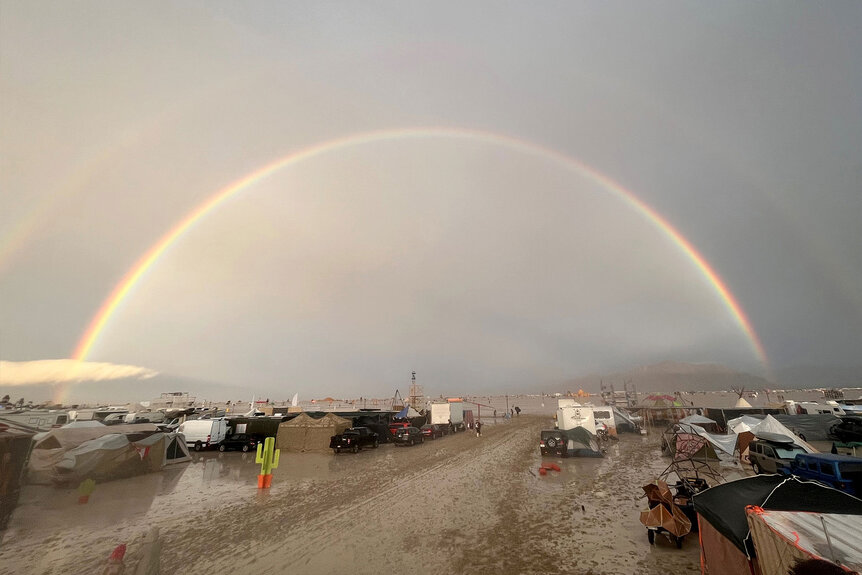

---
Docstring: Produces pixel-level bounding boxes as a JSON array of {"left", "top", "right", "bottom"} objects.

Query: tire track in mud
[
  {"left": 244, "top": 417, "right": 544, "bottom": 574},
  {"left": 450, "top": 432, "right": 702, "bottom": 575}
]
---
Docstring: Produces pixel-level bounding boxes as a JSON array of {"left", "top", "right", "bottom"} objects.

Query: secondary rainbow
[{"left": 66, "top": 127, "right": 769, "bottom": 401}]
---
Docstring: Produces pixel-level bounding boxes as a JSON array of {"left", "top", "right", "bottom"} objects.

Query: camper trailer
[
  {"left": 178, "top": 418, "right": 228, "bottom": 451},
  {"left": 556, "top": 405, "right": 597, "bottom": 434},
  {"left": 0, "top": 410, "right": 70, "bottom": 431}
]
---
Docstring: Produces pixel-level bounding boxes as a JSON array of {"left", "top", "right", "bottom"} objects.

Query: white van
[{"left": 178, "top": 418, "right": 228, "bottom": 451}]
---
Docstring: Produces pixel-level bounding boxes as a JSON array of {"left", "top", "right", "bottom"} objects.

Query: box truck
[{"left": 430, "top": 401, "right": 465, "bottom": 431}]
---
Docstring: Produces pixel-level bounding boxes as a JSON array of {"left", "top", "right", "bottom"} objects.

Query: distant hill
[
  {"left": 772, "top": 365, "right": 862, "bottom": 390},
  {"left": 559, "top": 361, "right": 770, "bottom": 394},
  {"left": 5, "top": 373, "right": 265, "bottom": 406}
]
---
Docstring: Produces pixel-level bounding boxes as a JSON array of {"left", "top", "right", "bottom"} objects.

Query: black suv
[
  {"left": 218, "top": 433, "right": 258, "bottom": 452},
  {"left": 393, "top": 427, "right": 424, "bottom": 446},
  {"left": 420, "top": 424, "right": 445, "bottom": 439},
  {"left": 540, "top": 430, "right": 569, "bottom": 457},
  {"left": 829, "top": 416, "right": 862, "bottom": 443}
]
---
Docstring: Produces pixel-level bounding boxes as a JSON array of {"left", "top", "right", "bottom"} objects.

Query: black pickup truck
[{"left": 329, "top": 427, "right": 380, "bottom": 454}]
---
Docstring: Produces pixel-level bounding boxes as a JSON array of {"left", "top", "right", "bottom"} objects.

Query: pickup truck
[{"left": 329, "top": 427, "right": 379, "bottom": 454}]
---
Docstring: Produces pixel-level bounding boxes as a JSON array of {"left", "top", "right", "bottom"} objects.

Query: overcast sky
[{"left": 1, "top": 2, "right": 860, "bottom": 401}]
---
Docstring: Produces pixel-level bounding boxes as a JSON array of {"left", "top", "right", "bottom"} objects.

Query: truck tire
[
  {"left": 648, "top": 530, "right": 655, "bottom": 545},
  {"left": 352, "top": 444, "right": 358, "bottom": 454},
  {"left": 373, "top": 439, "right": 379, "bottom": 448},
  {"left": 194, "top": 441, "right": 203, "bottom": 452},
  {"left": 546, "top": 437, "right": 557, "bottom": 448},
  {"left": 242, "top": 445, "right": 250, "bottom": 452},
  {"left": 335, "top": 447, "right": 340, "bottom": 454},
  {"left": 218, "top": 444, "right": 226, "bottom": 452}
]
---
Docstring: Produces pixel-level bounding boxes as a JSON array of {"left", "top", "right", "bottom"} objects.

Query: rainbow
[{"left": 64, "top": 127, "right": 769, "bottom": 402}]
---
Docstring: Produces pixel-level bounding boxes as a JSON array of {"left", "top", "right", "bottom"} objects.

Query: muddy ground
[{"left": 1, "top": 415, "right": 736, "bottom": 575}]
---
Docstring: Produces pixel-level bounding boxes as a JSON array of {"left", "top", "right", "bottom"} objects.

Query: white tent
[{"left": 726, "top": 414, "right": 816, "bottom": 452}]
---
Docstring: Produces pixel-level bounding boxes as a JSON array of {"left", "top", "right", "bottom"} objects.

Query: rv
[
  {"left": 556, "top": 404, "right": 597, "bottom": 434},
  {"left": 0, "top": 410, "right": 70, "bottom": 431},
  {"left": 591, "top": 407, "right": 617, "bottom": 435},
  {"left": 178, "top": 418, "right": 228, "bottom": 451},
  {"left": 785, "top": 401, "right": 845, "bottom": 416}
]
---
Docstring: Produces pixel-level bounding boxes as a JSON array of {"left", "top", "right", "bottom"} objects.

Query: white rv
[
  {"left": 590, "top": 407, "right": 617, "bottom": 435},
  {"left": 178, "top": 418, "right": 228, "bottom": 451},
  {"left": 0, "top": 410, "right": 70, "bottom": 431},
  {"left": 556, "top": 405, "right": 597, "bottom": 434}
]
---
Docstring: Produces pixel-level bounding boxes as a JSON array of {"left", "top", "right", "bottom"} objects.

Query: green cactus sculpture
[{"left": 255, "top": 436, "right": 279, "bottom": 488}]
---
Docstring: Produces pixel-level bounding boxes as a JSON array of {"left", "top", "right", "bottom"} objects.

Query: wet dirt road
[{"left": 1, "top": 416, "right": 706, "bottom": 575}]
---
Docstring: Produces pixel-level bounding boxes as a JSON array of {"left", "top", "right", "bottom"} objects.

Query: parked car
[
  {"left": 420, "top": 424, "right": 445, "bottom": 439},
  {"left": 330, "top": 427, "right": 379, "bottom": 454},
  {"left": 749, "top": 433, "right": 807, "bottom": 474},
  {"left": 218, "top": 433, "right": 258, "bottom": 452},
  {"left": 829, "top": 416, "right": 862, "bottom": 443},
  {"left": 388, "top": 421, "right": 410, "bottom": 436},
  {"left": 392, "top": 426, "right": 424, "bottom": 446},
  {"left": 781, "top": 453, "right": 862, "bottom": 496}
]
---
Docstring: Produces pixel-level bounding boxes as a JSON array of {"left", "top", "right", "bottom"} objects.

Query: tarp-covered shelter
[
  {"left": 727, "top": 415, "right": 817, "bottom": 464},
  {"left": 0, "top": 422, "right": 35, "bottom": 530},
  {"left": 662, "top": 423, "right": 725, "bottom": 461},
  {"left": 771, "top": 414, "right": 841, "bottom": 442},
  {"left": 693, "top": 475, "right": 862, "bottom": 575},
  {"left": 747, "top": 508, "right": 862, "bottom": 574},
  {"left": 395, "top": 406, "right": 421, "bottom": 419},
  {"left": 276, "top": 413, "right": 351, "bottom": 452},
  {"left": 680, "top": 414, "right": 719, "bottom": 432},
  {"left": 28, "top": 424, "right": 172, "bottom": 485}
]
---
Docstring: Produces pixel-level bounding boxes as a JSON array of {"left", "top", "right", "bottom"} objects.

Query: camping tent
[
  {"left": 276, "top": 413, "right": 352, "bottom": 452},
  {"left": 747, "top": 508, "right": 862, "bottom": 574},
  {"left": 0, "top": 422, "right": 35, "bottom": 530},
  {"left": 693, "top": 475, "right": 862, "bottom": 575},
  {"left": 560, "top": 427, "right": 602, "bottom": 457}
]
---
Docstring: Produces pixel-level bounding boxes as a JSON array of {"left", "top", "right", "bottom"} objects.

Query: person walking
[{"left": 476, "top": 420, "right": 482, "bottom": 437}]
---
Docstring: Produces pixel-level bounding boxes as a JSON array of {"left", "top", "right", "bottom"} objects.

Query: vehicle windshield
[{"left": 775, "top": 446, "right": 806, "bottom": 459}]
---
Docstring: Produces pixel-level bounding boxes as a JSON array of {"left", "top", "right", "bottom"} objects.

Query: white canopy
[{"left": 726, "top": 414, "right": 817, "bottom": 453}]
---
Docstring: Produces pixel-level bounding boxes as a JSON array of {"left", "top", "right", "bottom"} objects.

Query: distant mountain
[
  {"left": 559, "top": 361, "right": 770, "bottom": 394},
  {"left": 6, "top": 373, "right": 274, "bottom": 406},
  {"left": 772, "top": 365, "right": 862, "bottom": 390}
]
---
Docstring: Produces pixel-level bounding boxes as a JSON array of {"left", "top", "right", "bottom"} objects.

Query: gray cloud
[{"left": 1, "top": 2, "right": 860, "bottom": 400}]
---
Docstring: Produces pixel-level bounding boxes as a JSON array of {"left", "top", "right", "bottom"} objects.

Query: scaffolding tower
[{"left": 408, "top": 371, "right": 424, "bottom": 410}]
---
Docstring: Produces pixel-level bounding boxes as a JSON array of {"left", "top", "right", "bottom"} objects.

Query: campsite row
[
  {"left": 0, "top": 400, "right": 490, "bottom": 531},
  {"left": 635, "top": 405, "right": 862, "bottom": 573}
]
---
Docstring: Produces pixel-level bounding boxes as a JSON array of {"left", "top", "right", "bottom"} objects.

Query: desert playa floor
[{"left": 1, "top": 415, "right": 740, "bottom": 575}]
